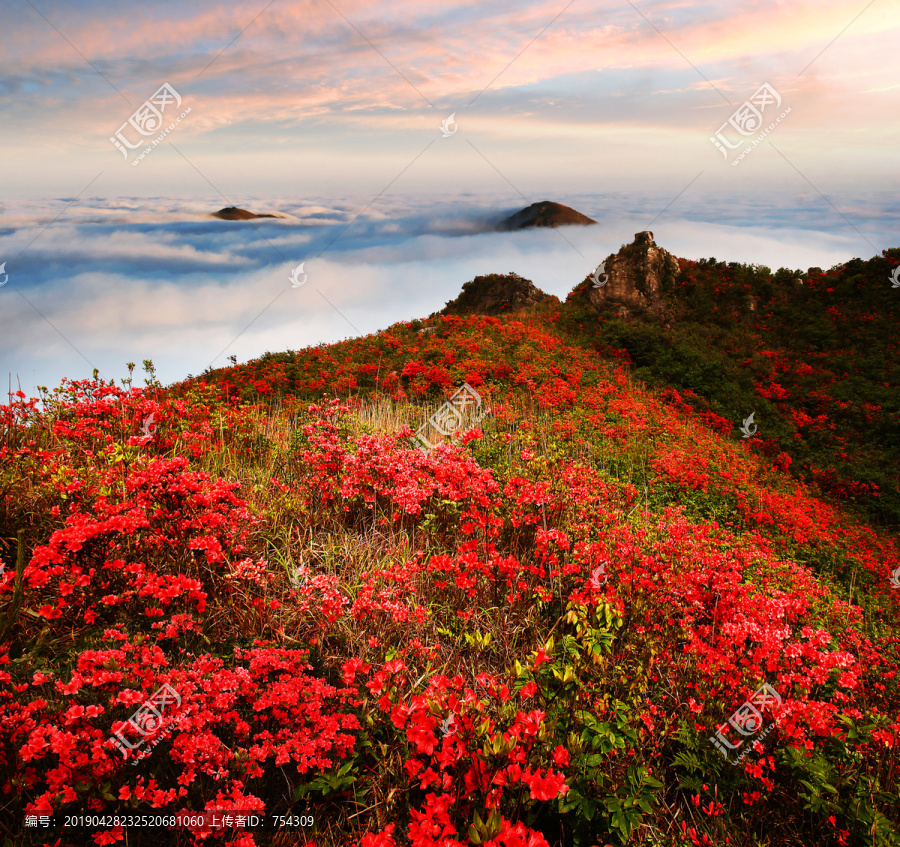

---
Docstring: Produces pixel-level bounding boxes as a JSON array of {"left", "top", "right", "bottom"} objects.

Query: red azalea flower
[
  {"left": 360, "top": 824, "right": 396, "bottom": 847},
  {"left": 342, "top": 658, "right": 371, "bottom": 685},
  {"left": 551, "top": 745, "right": 569, "bottom": 767},
  {"left": 523, "top": 769, "right": 568, "bottom": 801}
]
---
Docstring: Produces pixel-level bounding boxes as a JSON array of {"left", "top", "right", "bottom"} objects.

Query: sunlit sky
[
  {"left": 0, "top": 0, "right": 898, "bottom": 395},
  {"left": 2, "top": 0, "right": 898, "bottom": 196}
]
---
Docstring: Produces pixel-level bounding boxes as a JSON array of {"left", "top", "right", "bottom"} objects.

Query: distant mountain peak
[
  {"left": 212, "top": 206, "right": 283, "bottom": 220},
  {"left": 497, "top": 201, "right": 596, "bottom": 231}
]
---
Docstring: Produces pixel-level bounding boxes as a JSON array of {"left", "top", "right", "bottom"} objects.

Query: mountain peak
[
  {"left": 212, "top": 206, "right": 282, "bottom": 220},
  {"left": 497, "top": 201, "right": 596, "bottom": 231},
  {"left": 578, "top": 230, "right": 681, "bottom": 319},
  {"left": 441, "top": 272, "right": 557, "bottom": 316}
]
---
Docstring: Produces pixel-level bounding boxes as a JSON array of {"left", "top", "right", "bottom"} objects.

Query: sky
[{"left": 1, "top": 0, "right": 898, "bottom": 396}]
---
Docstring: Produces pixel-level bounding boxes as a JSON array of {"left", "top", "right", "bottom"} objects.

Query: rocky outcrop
[
  {"left": 580, "top": 231, "right": 681, "bottom": 319},
  {"left": 743, "top": 294, "right": 758, "bottom": 318},
  {"left": 497, "top": 201, "right": 596, "bottom": 231},
  {"left": 213, "top": 207, "right": 282, "bottom": 220},
  {"left": 441, "top": 272, "right": 556, "bottom": 316}
]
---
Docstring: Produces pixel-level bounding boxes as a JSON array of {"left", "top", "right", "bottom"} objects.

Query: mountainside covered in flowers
[
  {"left": 1, "top": 244, "right": 899, "bottom": 847},
  {"left": 567, "top": 245, "right": 900, "bottom": 528}
]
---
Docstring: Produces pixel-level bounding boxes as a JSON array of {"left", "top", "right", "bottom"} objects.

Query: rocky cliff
[{"left": 580, "top": 231, "right": 681, "bottom": 319}]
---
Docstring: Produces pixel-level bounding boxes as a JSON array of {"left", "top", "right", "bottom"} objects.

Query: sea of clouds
[{"left": 0, "top": 191, "right": 895, "bottom": 399}]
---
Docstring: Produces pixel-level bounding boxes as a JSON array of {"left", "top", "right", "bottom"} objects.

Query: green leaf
[{"left": 485, "top": 809, "right": 502, "bottom": 839}]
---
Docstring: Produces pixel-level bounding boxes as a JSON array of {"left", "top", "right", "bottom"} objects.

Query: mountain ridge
[{"left": 200, "top": 238, "right": 900, "bottom": 527}]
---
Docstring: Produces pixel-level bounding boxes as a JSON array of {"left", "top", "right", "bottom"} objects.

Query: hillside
[
  {"left": 1, "top": 242, "right": 900, "bottom": 847},
  {"left": 564, "top": 238, "right": 900, "bottom": 529},
  {"left": 218, "top": 234, "right": 900, "bottom": 529}
]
